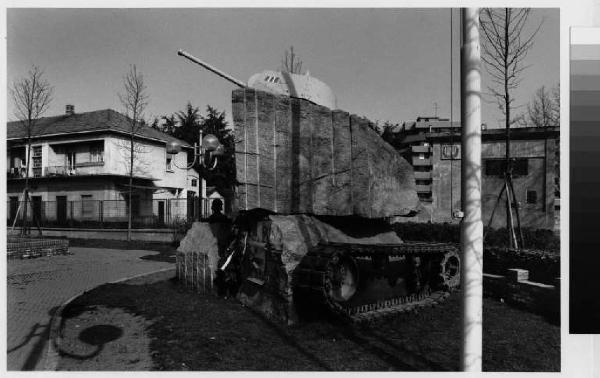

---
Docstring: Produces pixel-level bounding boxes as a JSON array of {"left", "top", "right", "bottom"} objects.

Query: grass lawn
[{"left": 57, "top": 271, "right": 560, "bottom": 372}]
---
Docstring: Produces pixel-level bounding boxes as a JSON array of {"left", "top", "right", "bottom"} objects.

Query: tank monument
[{"left": 175, "top": 50, "right": 461, "bottom": 324}]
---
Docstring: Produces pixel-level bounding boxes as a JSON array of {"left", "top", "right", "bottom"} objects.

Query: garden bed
[
  {"left": 55, "top": 271, "right": 560, "bottom": 372},
  {"left": 7, "top": 236, "right": 70, "bottom": 259}
]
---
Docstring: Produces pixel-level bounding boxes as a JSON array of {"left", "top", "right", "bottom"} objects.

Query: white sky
[{"left": 7, "top": 8, "right": 559, "bottom": 129}]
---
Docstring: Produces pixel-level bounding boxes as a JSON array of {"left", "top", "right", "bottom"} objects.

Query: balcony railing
[
  {"left": 45, "top": 162, "right": 105, "bottom": 177},
  {"left": 7, "top": 167, "right": 27, "bottom": 179},
  {"left": 414, "top": 171, "right": 432, "bottom": 180},
  {"left": 411, "top": 145, "right": 431, "bottom": 153},
  {"left": 7, "top": 197, "right": 212, "bottom": 229},
  {"left": 412, "top": 157, "right": 432, "bottom": 166}
]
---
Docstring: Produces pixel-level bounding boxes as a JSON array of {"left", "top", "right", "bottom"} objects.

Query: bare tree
[
  {"left": 281, "top": 46, "right": 304, "bottom": 74},
  {"left": 10, "top": 65, "right": 54, "bottom": 235},
  {"left": 118, "top": 65, "right": 148, "bottom": 241},
  {"left": 526, "top": 84, "right": 560, "bottom": 199},
  {"left": 527, "top": 84, "right": 560, "bottom": 127},
  {"left": 479, "top": 8, "right": 542, "bottom": 249}
]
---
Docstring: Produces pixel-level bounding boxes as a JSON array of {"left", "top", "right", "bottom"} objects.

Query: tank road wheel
[
  {"left": 326, "top": 254, "right": 359, "bottom": 302},
  {"left": 439, "top": 250, "right": 461, "bottom": 290}
]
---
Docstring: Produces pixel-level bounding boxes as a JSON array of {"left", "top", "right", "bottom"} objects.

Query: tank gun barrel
[{"left": 177, "top": 49, "right": 246, "bottom": 88}]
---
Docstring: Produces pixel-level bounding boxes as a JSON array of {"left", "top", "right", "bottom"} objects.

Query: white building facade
[{"left": 7, "top": 107, "right": 200, "bottom": 226}]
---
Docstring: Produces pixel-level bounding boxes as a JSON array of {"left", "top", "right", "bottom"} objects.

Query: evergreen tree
[{"left": 159, "top": 103, "right": 236, "bottom": 200}]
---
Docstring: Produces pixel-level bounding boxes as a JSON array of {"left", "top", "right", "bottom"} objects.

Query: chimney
[{"left": 65, "top": 104, "right": 75, "bottom": 116}]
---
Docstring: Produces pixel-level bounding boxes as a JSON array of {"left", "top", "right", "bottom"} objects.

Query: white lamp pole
[
  {"left": 199, "top": 129, "right": 205, "bottom": 219},
  {"left": 460, "top": 7, "right": 483, "bottom": 372}
]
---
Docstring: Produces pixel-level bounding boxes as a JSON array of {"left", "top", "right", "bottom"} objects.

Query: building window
[
  {"left": 166, "top": 155, "right": 173, "bottom": 172},
  {"left": 418, "top": 193, "right": 433, "bottom": 202},
  {"left": 485, "top": 160, "right": 503, "bottom": 176},
  {"left": 512, "top": 159, "right": 529, "bottom": 176},
  {"left": 191, "top": 178, "right": 198, "bottom": 187},
  {"left": 32, "top": 146, "right": 42, "bottom": 177},
  {"left": 526, "top": 190, "right": 537, "bottom": 204},
  {"left": 485, "top": 158, "right": 529, "bottom": 176},
  {"left": 81, "top": 195, "right": 94, "bottom": 218},
  {"left": 132, "top": 195, "right": 140, "bottom": 217},
  {"left": 90, "top": 146, "right": 104, "bottom": 163}
]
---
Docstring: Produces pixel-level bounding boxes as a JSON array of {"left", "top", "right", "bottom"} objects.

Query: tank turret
[{"left": 178, "top": 49, "right": 337, "bottom": 109}]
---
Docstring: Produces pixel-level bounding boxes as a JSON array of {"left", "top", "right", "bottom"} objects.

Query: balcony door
[
  {"left": 158, "top": 201, "right": 165, "bottom": 225},
  {"left": 56, "top": 196, "right": 67, "bottom": 225},
  {"left": 31, "top": 196, "right": 42, "bottom": 224},
  {"left": 66, "top": 151, "right": 76, "bottom": 170}
]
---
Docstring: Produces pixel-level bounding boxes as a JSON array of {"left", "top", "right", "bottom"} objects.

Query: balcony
[
  {"left": 416, "top": 184, "right": 432, "bottom": 194},
  {"left": 411, "top": 145, "right": 431, "bottom": 153},
  {"left": 412, "top": 157, "right": 432, "bottom": 166},
  {"left": 7, "top": 167, "right": 27, "bottom": 179},
  {"left": 414, "top": 171, "right": 432, "bottom": 180},
  {"left": 45, "top": 162, "right": 105, "bottom": 177}
]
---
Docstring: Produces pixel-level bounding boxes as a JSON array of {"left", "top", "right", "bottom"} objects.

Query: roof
[
  {"left": 425, "top": 126, "right": 559, "bottom": 142},
  {"left": 7, "top": 109, "right": 191, "bottom": 147}
]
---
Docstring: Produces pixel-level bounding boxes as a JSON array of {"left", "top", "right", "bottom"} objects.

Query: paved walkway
[{"left": 7, "top": 247, "right": 174, "bottom": 371}]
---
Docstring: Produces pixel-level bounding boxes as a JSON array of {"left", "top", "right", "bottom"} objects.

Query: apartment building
[{"left": 384, "top": 116, "right": 559, "bottom": 230}]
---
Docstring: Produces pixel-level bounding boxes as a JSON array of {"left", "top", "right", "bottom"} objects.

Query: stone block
[
  {"left": 232, "top": 87, "right": 420, "bottom": 218},
  {"left": 507, "top": 268, "right": 529, "bottom": 282}
]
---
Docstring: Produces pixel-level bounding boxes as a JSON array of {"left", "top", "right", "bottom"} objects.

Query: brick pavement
[{"left": 7, "top": 247, "right": 174, "bottom": 371}]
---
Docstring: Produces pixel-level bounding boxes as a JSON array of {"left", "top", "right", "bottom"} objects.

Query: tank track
[{"left": 293, "top": 242, "right": 460, "bottom": 323}]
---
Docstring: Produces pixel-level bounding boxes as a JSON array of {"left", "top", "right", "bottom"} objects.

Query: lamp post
[
  {"left": 166, "top": 131, "right": 224, "bottom": 220},
  {"left": 460, "top": 7, "right": 483, "bottom": 372}
]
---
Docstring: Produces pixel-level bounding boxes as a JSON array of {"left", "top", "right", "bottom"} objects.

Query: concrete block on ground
[{"left": 507, "top": 268, "right": 529, "bottom": 282}]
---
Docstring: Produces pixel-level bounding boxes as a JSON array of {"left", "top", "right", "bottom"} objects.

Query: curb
[{"left": 44, "top": 266, "right": 176, "bottom": 371}]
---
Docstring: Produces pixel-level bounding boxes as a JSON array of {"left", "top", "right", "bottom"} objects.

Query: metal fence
[{"left": 7, "top": 197, "right": 212, "bottom": 229}]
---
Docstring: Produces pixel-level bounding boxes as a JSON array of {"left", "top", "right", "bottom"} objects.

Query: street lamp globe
[
  {"left": 202, "top": 134, "right": 220, "bottom": 151},
  {"left": 166, "top": 141, "right": 182, "bottom": 155}
]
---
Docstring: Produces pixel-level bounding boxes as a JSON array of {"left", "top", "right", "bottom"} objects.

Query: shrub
[
  {"left": 392, "top": 222, "right": 560, "bottom": 283},
  {"left": 171, "top": 218, "right": 195, "bottom": 245},
  {"left": 392, "top": 222, "right": 559, "bottom": 253}
]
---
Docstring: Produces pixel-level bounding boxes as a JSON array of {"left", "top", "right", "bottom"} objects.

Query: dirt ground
[{"left": 55, "top": 271, "right": 560, "bottom": 372}]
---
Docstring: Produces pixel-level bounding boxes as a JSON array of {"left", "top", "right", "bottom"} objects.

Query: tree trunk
[
  {"left": 503, "top": 8, "right": 517, "bottom": 249},
  {"left": 22, "top": 136, "right": 32, "bottom": 236},
  {"left": 128, "top": 129, "right": 133, "bottom": 242},
  {"left": 508, "top": 175, "right": 525, "bottom": 247},
  {"left": 505, "top": 181, "right": 518, "bottom": 249}
]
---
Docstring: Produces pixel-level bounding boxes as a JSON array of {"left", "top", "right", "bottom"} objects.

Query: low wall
[
  {"left": 8, "top": 227, "right": 176, "bottom": 243},
  {"left": 484, "top": 269, "right": 560, "bottom": 322},
  {"left": 7, "top": 237, "right": 70, "bottom": 259},
  {"left": 484, "top": 247, "right": 559, "bottom": 285}
]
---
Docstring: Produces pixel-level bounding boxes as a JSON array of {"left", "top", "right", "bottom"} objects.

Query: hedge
[{"left": 392, "top": 222, "right": 560, "bottom": 284}]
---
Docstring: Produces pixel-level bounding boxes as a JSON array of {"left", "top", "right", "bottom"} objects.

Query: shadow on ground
[
  {"left": 8, "top": 306, "right": 59, "bottom": 370},
  {"left": 56, "top": 274, "right": 560, "bottom": 372}
]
